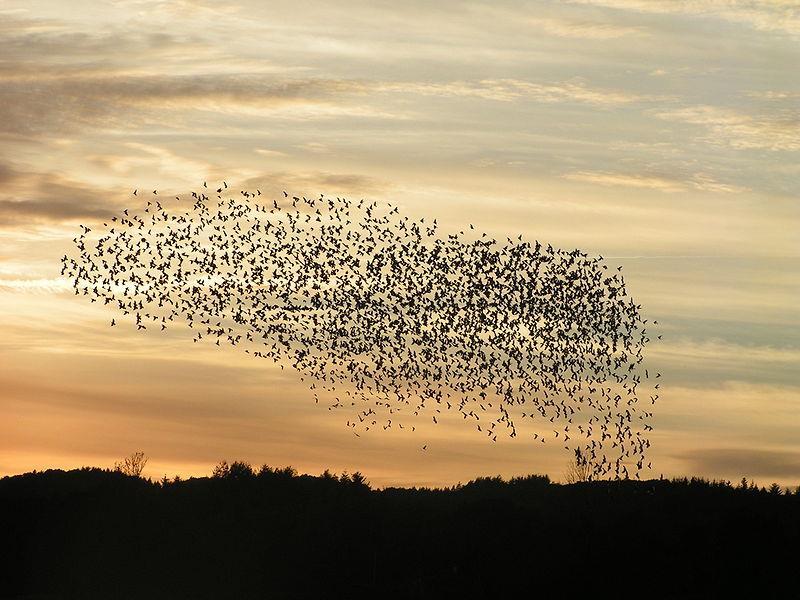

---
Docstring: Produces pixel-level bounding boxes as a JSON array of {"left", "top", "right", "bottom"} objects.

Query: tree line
[{"left": 1, "top": 459, "right": 799, "bottom": 599}]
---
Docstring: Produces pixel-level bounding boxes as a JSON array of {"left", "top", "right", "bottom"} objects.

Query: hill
[{"left": 1, "top": 465, "right": 798, "bottom": 599}]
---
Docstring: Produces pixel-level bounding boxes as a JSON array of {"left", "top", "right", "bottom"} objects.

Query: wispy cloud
[
  {"left": 377, "top": 78, "right": 662, "bottom": 106},
  {"left": 746, "top": 91, "right": 800, "bottom": 101},
  {"left": 0, "top": 162, "right": 125, "bottom": 226},
  {"left": 241, "top": 170, "right": 391, "bottom": 196},
  {"left": 654, "top": 105, "right": 800, "bottom": 151},
  {"left": 0, "top": 277, "right": 71, "bottom": 294},
  {"left": 676, "top": 448, "right": 800, "bottom": 479},
  {"left": 527, "top": 16, "right": 646, "bottom": 39},
  {"left": 566, "top": 0, "right": 800, "bottom": 37},
  {"left": 563, "top": 170, "right": 747, "bottom": 193},
  {"left": 254, "top": 148, "right": 288, "bottom": 158},
  {"left": 0, "top": 73, "right": 391, "bottom": 136},
  {"left": 653, "top": 339, "right": 800, "bottom": 366},
  {"left": 564, "top": 171, "right": 686, "bottom": 192},
  {"left": 2, "top": 70, "right": 660, "bottom": 138}
]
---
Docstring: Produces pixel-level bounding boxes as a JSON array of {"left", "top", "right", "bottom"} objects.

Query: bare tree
[
  {"left": 114, "top": 451, "right": 148, "bottom": 477},
  {"left": 564, "top": 450, "right": 593, "bottom": 484}
]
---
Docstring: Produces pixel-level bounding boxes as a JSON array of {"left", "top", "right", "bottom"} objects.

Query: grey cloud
[
  {"left": 0, "top": 162, "right": 21, "bottom": 185},
  {"left": 0, "top": 14, "right": 674, "bottom": 137},
  {"left": 0, "top": 74, "right": 369, "bottom": 137},
  {"left": 0, "top": 13, "right": 370, "bottom": 136},
  {"left": 0, "top": 163, "right": 124, "bottom": 226},
  {"left": 0, "top": 69, "right": 666, "bottom": 140},
  {"left": 676, "top": 448, "right": 800, "bottom": 480},
  {"left": 0, "top": 160, "right": 389, "bottom": 227},
  {"left": 0, "top": 13, "right": 209, "bottom": 68},
  {"left": 661, "top": 315, "right": 800, "bottom": 354},
  {"left": 52, "top": 75, "right": 362, "bottom": 103}
]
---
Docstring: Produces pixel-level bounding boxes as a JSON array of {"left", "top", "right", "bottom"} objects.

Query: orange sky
[{"left": 1, "top": 0, "right": 799, "bottom": 487}]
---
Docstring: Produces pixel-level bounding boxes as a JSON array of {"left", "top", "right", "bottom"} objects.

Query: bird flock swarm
[{"left": 63, "top": 184, "right": 661, "bottom": 479}]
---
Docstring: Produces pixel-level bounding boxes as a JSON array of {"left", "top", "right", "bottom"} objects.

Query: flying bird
[{"left": 62, "top": 182, "right": 661, "bottom": 480}]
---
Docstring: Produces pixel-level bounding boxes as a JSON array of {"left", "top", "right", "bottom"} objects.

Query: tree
[
  {"left": 350, "top": 471, "right": 370, "bottom": 489},
  {"left": 564, "top": 449, "right": 593, "bottom": 483},
  {"left": 213, "top": 460, "right": 255, "bottom": 479},
  {"left": 212, "top": 461, "right": 230, "bottom": 478},
  {"left": 114, "top": 451, "right": 148, "bottom": 477},
  {"left": 228, "top": 461, "right": 255, "bottom": 478}
]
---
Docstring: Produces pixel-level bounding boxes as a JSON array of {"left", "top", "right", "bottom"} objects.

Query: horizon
[{"left": 7, "top": 457, "right": 797, "bottom": 493}]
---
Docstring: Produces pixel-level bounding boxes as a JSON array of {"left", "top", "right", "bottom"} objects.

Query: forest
[{"left": 2, "top": 462, "right": 799, "bottom": 599}]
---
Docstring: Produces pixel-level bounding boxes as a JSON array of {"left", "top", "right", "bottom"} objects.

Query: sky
[{"left": 1, "top": 0, "right": 798, "bottom": 487}]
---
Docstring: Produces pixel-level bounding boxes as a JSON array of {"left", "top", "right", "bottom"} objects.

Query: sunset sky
[{"left": 1, "top": 0, "right": 798, "bottom": 487}]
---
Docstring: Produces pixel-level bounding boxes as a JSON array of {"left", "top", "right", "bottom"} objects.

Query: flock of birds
[{"left": 63, "top": 183, "right": 661, "bottom": 479}]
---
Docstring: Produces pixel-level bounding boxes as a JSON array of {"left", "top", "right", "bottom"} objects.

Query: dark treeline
[{"left": 2, "top": 464, "right": 799, "bottom": 599}]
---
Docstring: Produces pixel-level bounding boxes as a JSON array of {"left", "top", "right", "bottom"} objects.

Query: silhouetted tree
[
  {"left": 113, "top": 451, "right": 148, "bottom": 477},
  {"left": 212, "top": 460, "right": 230, "bottom": 478},
  {"left": 564, "top": 449, "right": 593, "bottom": 483},
  {"left": 3, "top": 463, "right": 799, "bottom": 599},
  {"left": 228, "top": 461, "right": 255, "bottom": 478},
  {"left": 350, "top": 471, "right": 370, "bottom": 489}
]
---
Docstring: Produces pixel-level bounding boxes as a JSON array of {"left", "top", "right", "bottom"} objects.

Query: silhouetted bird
[{"left": 62, "top": 182, "right": 661, "bottom": 479}]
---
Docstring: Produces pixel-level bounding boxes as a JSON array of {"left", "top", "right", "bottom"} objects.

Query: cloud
[
  {"left": 654, "top": 105, "right": 800, "bottom": 151},
  {"left": 566, "top": 0, "right": 800, "bottom": 37},
  {"left": 562, "top": 170, "right": 747, "bottom": 193},
  {"left": 254, "top": 148, "right": 288, "bottom": 158},
  {"left": 121, "top": 142, "right": 214, "bottom": 180},
  {"left": 689, "top": 173, "right": 749, "bottom": 194},
  {"left": 746, "top": 91, "right": 800, "bottom": 101},
  {"left": 0, "top": 68, "right": 667, "bottom": 139},
  {"left": 0, "top": 162, "right": 21, "bottom": 185},
  {"left": 241, "top": 170, "right": 391, "bottom": 196},
  {"left": 527, "top": 16, "right": 646, "bottom": 39},
  {"left": 0, "top": 73, "right": 385, "bottom": 137},
  {"left": 653, "top": 338, "right": 800, "bottom": 366},
  {"left": 0, "top": 163, "right": 125, "bottom": 226},
  {"left": 296, "top": 142, "right": 331, "bottom": 154},
  {"left": 0, "top": 156, "right": 389, "bottom": 227},
  {"left": 0, "top": 12, "right": 396, "bottom": 134},
  {"left": 376, "top": 78, "right": 661, "bottom": 106},
  {"left": 0, "top": 11, "right": 287, "bottom": 79},
  {"left": 0, "top": 12, "right": 668, "bottom": 139},
  {"left": 676, "top": 448, "right": 800, "bottom": 479},
  {"left": 564, "top": 171, "right": 686, "bottom": 192},
  {"left": 0, "top": 277, "right": 71, "bottom": 294}
]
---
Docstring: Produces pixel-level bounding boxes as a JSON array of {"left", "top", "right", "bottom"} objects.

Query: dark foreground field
[{"left": 2, "top": 465, "right": 799, "bottom": 599}]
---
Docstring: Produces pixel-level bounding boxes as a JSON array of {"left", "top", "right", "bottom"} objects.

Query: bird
[{"left": 62, "top": 181, "right": 661, "bottom": 481}]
